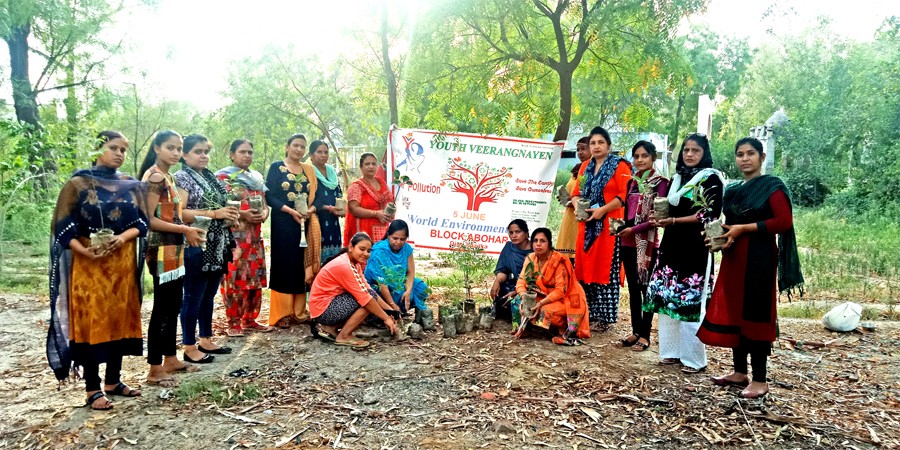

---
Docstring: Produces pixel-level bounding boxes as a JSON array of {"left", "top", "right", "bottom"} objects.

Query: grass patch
[
  {"left": 794, "top": 207, "right": 900, "bottom": 304},
  {"left": 778, "top": 301, "right": 896, "bottom": 321},
  {"left": 174, "top": 378, "right": 263, "bottom": 407}
]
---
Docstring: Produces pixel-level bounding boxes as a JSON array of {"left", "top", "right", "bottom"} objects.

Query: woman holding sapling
[
  {"left": 513, "top": 228, "right": 590, "bottom": 344},
  {"left": 644, "top": 133, "right": 723, "bottom": 374},
  {"left": 490, "top": 219, "right": 532, "bottom": 322},
  {"left": 175, "top": 134, "right": 239, "bottom": 363},
  {"left": 216, "top": 139, "right": 269, "bottom": 336},
  {"left": 265, "top": 133, "right": 321, "bottom": 329},
  {"left": 698, "top": 137, "right": 803, "bottom": 398},
  {"left": 365, "top": 219, "right": 429, "bottom": 316},
  {"left": 309, "top": 140, "right": 345, "bottom": 264},
  {"left": 344, "top": 152, "right": 394, "bottom": 245},
  {"left": 556, "top": 136, "right": 590, "bottom": 264},
  {"left": 48, "top": 131, "right": 147, "bottom": 409},
  {"left": 309, "top": 232, "right": 399, "bottom": 349},
  {"left": 617, "top": 140, "right": 669, "bottom": 352},
  {"left": 570, "top": 126, "right": 631, "bottom": 332}
]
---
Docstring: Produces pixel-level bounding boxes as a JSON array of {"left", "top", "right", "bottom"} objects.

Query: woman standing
[
  {"left": 344, "top": 152, "right": 394, "bottom": 245},
  {"left": 489, "top": 219, "right": 532, "bottom": 322},
  {"left": 617, "top": 141, "right": 669, "bottom": 352},
  {"left": 265, "top": 133, "right": 321, "bottom": 329},
  {"left": 139, "top": 130, "right": 205, "bottom": 386},
  {"left": 309, "top": 140, "right": 345, "bottom": 265},
  {"left": 514, "top": 228, "right": 591, "bottom": 344},
  {"left": 364, "top": 220, "right": 430, "bottom": 315},
  {"left": 175, "top": 134, "right": 239, "bottom": 363},
  {"left": 698, "top": 138, "right": 803, "bottom": 398},
  {"left": 556, "top": 136, "right": 590, "bottom": 262},
  {"left": 310, "top": 233, "right": 399, "bottom": 349},
  {"left": 47, "top": 131, "right": 147, "bottom": 409},
  {"left": 215, "top": 139, "right": 269, "bottom": 337},
  {"left": 644, "top": 133, "right": 723, "bottom": 373},
  {"left": 570, "top": 126, "right": 632, "bottom": 331}
]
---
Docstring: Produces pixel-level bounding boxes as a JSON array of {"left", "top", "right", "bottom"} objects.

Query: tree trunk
[
  {"left": 6, "top": 22, "right": 41, "bottom": 130},
  {"left": 552, "top": 68, "right": 573, "bottom": 142},
  {"left": 671, "top": 94, "right": 686, "bottom": 149},
  {"left": 381, "top": 1, "right": 399, "bottom": 126},
  {"left": 64, "top": 57, "right": 79, "bottom": 156}
]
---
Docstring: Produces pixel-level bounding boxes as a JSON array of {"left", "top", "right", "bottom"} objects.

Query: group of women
[
  {"left": 492, "top": 126, "right": 802, "bottom": 399},
  {"left": 48, "top": 130, "right": 432, "bottom": 410},
  {"left": 48, "top": 124, "right": 800, "bottom": 409}
]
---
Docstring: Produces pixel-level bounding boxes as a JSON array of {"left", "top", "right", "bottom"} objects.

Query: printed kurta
[{"left": 343, "top": 178, "right": 393, "bottom": 245}]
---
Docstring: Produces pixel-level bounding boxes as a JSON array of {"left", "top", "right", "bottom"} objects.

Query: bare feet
[{"left": 741, "top": 381, "right": 769, "bottom": 398}]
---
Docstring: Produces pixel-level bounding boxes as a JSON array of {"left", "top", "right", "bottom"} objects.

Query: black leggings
[
  {"left": 621, "top": 246, "right": 655, "bottom": 340},
  {"left": 733, "top": 341, "right": 770, "bottom": 382},
  {"left": 147, "top": 276, "right": 184, "bottom": 365},
  {"left": 82, "top": 354, "right": 122, "bottom": 392}
]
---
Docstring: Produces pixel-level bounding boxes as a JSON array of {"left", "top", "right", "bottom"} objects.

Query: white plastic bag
[{"left": 822, "top": 302, "right": 862, "bottom": 332}]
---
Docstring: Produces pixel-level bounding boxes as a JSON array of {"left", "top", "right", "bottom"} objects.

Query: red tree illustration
[{"left": 440, "top": 157, "right": 513, "bottom": 211}]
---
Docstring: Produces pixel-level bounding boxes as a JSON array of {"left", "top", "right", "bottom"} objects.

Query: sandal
[
  {"left": 681, "top": 366, "right": 707, "bottom": 374},
  {"left": 227, "top": 328, "right": 244, "bottom": 337},
  {"left": 659, "top": 358, "right": 681, "bottom": 365},
  {"left": 619, "top": 334, "right": 639, "bottom": 347},
  {"left": 334, "top": 338, "right": 370, "bottom": 349},
  {"left": 243, "top": 322, "right": 274, "bottom": 333},
  {"left": 631, "top": 340, "right": 650, "bottom": 352},
  {"left": 86, "top": 391, "right": 113, "bottom": 410},
  {"left": 106, "top": 382, "right": 141, "bottom": 397},
  {"left": 145, "top": 377, "right": 178, "bottom": 388},
  {"left": 311, "top": 323, "right": 337, "bottom": 342}
]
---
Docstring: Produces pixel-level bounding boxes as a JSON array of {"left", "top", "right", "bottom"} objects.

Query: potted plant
[
  {"left": 386, "top": 169, "right": 412, "bottom": 217},
  {"left": 690, "top": 184, "right": 725, "bottom": 251}
]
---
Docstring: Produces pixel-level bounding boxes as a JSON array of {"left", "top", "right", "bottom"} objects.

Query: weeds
[{"left": 174, "top": 378, "right": 262, "bottom": 407}]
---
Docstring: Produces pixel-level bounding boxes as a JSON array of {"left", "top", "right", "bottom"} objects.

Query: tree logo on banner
[{"left": 440, "top": 157, "right": 513, "bottom": 211}]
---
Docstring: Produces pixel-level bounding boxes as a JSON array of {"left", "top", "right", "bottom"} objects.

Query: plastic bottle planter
[
  {"left": 192, "top": 216, "right": 212, "bottom": 250},
  {"left": 248, "top": 194, "right": 264, "bottom": 213},
  {"left": 608, "top": 218, "right": 626, "bottom": 236},
  {"left": 294, "top": 193, "right": 309, "bottom": 248},
  {"left": 653, "top": 197, "right": 670, "bottom": 220},
  {"left": 384, "top": 202, "right": 397, "bottom": 217},
  {"left": 575, "top": 199, "right": 591, "bottom": 221},
  {"left": 556, "top": 185, "right": 570, "bottom": 206},
  {"left": 225, "top": 200, "right": 241, "bottom": 227},
  {"left": 334, "top": 198, "right": 347, "bottom": 215},
  {"left": 293, "top": 193, "right": 308, "bottom": 215},
  {"left": 520, "top": 292, "right": 538, "bottom": 320},
  {"left": 89, "top": 228, "right": 115, "bottom": 251},
  {"left": 705, "top": 219, "right": 727, "bottom": 252}
]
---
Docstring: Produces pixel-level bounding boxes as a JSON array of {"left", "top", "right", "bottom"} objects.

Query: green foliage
[
  {"left": 174, "top": 378, "right": 262, "bottom": 407},
  {"left": 439, "top": 239, "right": 495, "bottom": 300}
]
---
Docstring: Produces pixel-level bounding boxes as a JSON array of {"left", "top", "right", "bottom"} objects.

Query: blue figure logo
[{"left": 396, "top": 133, "right": 425, "bottom": 173}]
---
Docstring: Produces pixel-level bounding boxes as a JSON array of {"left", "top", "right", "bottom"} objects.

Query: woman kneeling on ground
[
  {"left": 514, "top": 228, "right": 591, "bottom": 345},
  {"left": 308, "top": 232, "right": 399, "bottom": 349},
  {"left": 364, "top": 219, "right": 429, "bottom": 316}
]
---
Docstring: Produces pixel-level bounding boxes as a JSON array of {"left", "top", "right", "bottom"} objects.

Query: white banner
[{"left": 386, "top": 128, "right": 563, "bottom": 254}]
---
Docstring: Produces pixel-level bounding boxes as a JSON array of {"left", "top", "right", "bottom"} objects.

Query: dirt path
[{"left": 1, "top": 289, "right": 898, "bottom": 450}]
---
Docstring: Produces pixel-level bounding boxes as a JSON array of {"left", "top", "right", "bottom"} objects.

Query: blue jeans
[{"left": 180, "top": 247, "right": 223, "bottom": 346}]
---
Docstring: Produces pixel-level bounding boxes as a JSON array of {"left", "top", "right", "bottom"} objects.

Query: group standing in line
[{"left": 47, "top": 125, "right": 799, "bottom": 409}]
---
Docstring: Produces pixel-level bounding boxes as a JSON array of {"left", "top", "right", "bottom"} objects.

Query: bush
[{"left": 782, "top": 171, "right": 829, "bottom": 207}]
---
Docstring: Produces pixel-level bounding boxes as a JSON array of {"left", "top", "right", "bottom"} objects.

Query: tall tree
[{"left": 415, "top": 0, "right": 706, "bottom": 141}]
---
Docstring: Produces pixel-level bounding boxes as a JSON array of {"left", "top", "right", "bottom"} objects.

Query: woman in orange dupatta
[{"left": 515, "top": 228, "right": 590, "bottom": 344}]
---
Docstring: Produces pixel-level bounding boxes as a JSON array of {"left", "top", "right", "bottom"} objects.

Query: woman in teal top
[
  {"left": 364, "top": 220, "right": 429, "bottom": 315},
  {"left": 309, "top": 140, "right": 344, "bottom": 264}
]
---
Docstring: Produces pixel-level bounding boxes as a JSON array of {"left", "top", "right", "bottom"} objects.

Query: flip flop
[
  {"left": 166, "top": 363, "right": 201, "bottom": 373},
  {"left": 334, "top": 338, "right": 370, "bottom": 349},
  {"left": 106, "top": 382, "right": 141, "bottom": 397},
  {"left": 86, "top": 391, "right": 113, "bottom": 410},
  {"left": 145, "top": 377, "right": 178, "bottom": 388},
  {"left": 243, "top": 322, "right": 274, "bottom": 333},
  {"left": 226, "top": 328, "right": 244, "bottom": 337}
]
